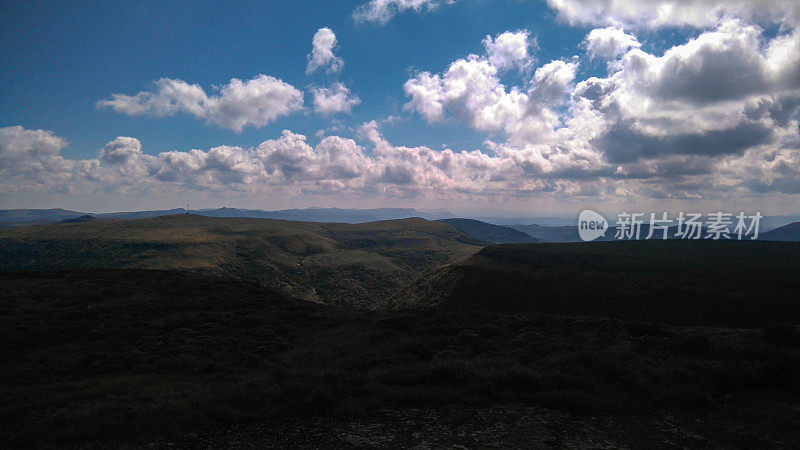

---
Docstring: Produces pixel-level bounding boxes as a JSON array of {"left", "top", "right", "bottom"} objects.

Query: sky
[{"left": 1, "top": 0, "right": 799, "bottom": 216}]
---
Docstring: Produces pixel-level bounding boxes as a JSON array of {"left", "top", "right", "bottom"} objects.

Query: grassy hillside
[
  {"left": 398, "top": 240, "right": 800, "bottom": 327},
  {"left": 2, "top": 269, "right": 798, "bottom": 447},
  {"left": 0, "top": 214, "right": 484, "bottom": 307},
  {"left": 439, "top": 218, "right": 542, "bottom": 243}
]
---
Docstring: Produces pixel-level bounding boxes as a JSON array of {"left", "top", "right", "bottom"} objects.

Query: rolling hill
[
  {"left": 6, "top": 215, "right": 800, "bottom": 319},
  {"left": 0, "top": 214, "right": 484, "bottom": 307},
  {"left": 438, "top": 218, "right": 542, "bottom": 243}
]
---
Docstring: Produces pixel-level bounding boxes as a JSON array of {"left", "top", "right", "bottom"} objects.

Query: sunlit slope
[
  {"left": 398, "top": 240, "right": 800, "bottom": 327},
  {"left": 0, "top": 214, "right": 485, "bottom": 306}
]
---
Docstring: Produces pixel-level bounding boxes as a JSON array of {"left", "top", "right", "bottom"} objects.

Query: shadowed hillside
[
  {"left": 398, "top": 240, "right": 800, "bottom": 327},
  {"left": 761, "top": 222, "right": 800, "bottom": 241},
  {"left": 0, "top": 215, "right": 484, "bottom": 307}
]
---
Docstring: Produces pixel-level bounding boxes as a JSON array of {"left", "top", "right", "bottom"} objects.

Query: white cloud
[
  {"left": 719, "top": 126, "right": 800, "bottom": 195},
  {"left": 0, "top": 126, "right": 103, "bottom": 194},
  {"left": 0, "top": 124, "right": 608, "bottom": 203},
  {"left": 312, "top": 83, "right": 361, "bottom": 115},
  {"left": 98, "top": 75, "right": 304, "bottom": 132},
  {"left": 439, "top": 56, "right": 529, "bottom": 131},
  {"left": 99, "top": 137, "right": 142, "bottom": 164},
  {"left": 545, "top": 0, "right": 800, "bottom": 29},
  {"left": 584, "top": 26, "right": 640, "bottom": 60},
  {"left": 405, "top": 56, "right": 529, "bottom": 132},
  {"left": 624, "top": 20, "right": 770, "bottom": 105},
  {"left": 573, "top": 20, "right": 800, "bottom": 195},
  {"left": 353, "top": 0, "right": 455, "bottom": 24},
  {"left": 10, "top": 18, "right": 800, "bottom": 209},
  {"left": 530, "top": 59, "right": 578, "bottom": 105},
  {"left": 400, "top": 22, "right": 800, "bottom": 200},
  {"left": 483, "top": 30, "right": 536, "bottom": 71},
  {"left": 403, "top": 72, "right": 445, "bottom": 122},
  {"left": 306, "top": 27, "right": 344, "bottom": 75},
  {"left": 0, "top": 125, "right": 66, "bottom": 164},
  {"left": 580, "top": 20, "right": 800, "bottom": 143},
  {"left": 403, "top": 35, "right": 576, "bottom": 146}
]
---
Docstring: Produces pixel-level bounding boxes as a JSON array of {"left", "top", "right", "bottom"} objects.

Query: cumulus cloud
[
  {"left": 306, "top": 28, "right": 344, "bottom": 74},
  {"left": 578, "top": 20, "right": 800, "bottom": 139},
  {"left": 0, "top": 123, "right": 611, "bottom": 203},
  {"left": 312, "top": 83, "right": 361, "bottom": 115},
  {"left": 353, "top": 0, "right": 455, "bottom": 24},
  {"left": 400, "top": 21, "right": 800, "bottom": 201},
  {"left": 584, "top": 26, "right": 640, "bottom": 60},
  {"left": 627, "top": 21, "right": 775, "bottom": 105},
  {"left": 404, "top": 57, "right": 528, "bottom": 132},
  {"left": 529, "top": 59, "right": 578, "bottom": 105},
  {"left": 403, "top": 30, "right": 540, "bottom": 131},
  {"left": 404, "top": 33, "right": 576, "bottom": 146},
  {"left": 403, "top": 72, "right": 446, "bottom": 122},
  {"left": 10, "top": 18, "right": 800, "bottom": 208},
  {"left": 98, "top": 75, "right": 304, "bottom": 132},
  {"left": 0, "top": 126, "right": 103, "bottom": 194},
  {"left": 99, "top": 137, "right": 143, "bottom": 164},
  {"left": 483, "top": 30, "right": 536, "bottom": 71},
  {"left": 594, "top": 120, "right": 774, "bottom": 164},
  {"left": 0, "top": 125, "right": 66, "bottom": 165},
  {"left": 572, "top": 20, "right": 800, "bottom": 196},
  {"left": 545, "top": 0, "right": 800, "bottom": 28},
  {"left": 743, "top": 150, "right": 800, "bottom": 194}
]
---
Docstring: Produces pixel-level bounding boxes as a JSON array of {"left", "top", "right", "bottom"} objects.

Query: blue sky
[
  {"left": 2, "top": 0, "right": 590, "bottom": 155},
  {"left": 1, "top": 0, "right": 799, "bottom": 215}
]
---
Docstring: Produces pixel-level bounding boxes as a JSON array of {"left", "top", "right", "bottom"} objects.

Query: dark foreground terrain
[
  {"left": 402, "top": 240, "right": 800, "bottom": 327},
  {"left": 2, "top": 269, "right": 799, "bottom": 448}
]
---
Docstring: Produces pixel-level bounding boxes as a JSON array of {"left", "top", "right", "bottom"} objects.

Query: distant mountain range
[
  {"left": 0, "top": 207, "right": 456, "bottom": 226},
  {"left": 3, "top": 208, "right": 799, "bottom": 242}
]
